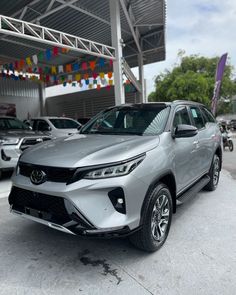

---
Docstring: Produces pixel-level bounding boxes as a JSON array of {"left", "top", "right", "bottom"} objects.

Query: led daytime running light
[{"left": 83, "top": 155, "right": 145, "bottom": 179}]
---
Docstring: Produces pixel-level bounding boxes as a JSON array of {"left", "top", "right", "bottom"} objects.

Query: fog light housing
[
  {"left": 108, "top": 187, "right": 126, "bottom": 214},
  {"left": 1, "top": 149, "right": 11, "bottom": 161}
]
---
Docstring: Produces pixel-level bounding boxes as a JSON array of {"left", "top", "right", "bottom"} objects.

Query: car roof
[
  {"left": 0, "top": 116, "right": 18, "bottom": 119},
  {"left": 30, "top": 116, "right": 76, "bottom": 120},
  {"left": 109, "top": 100, "right": 204, "bottom": 109}
]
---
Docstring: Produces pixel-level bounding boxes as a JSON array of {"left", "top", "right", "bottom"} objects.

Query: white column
[
  {"left": 38, "top": 83, "right": 46, "bottom": 115},
  {"left": 109, "top": 0, "right": 125, "bottom": 105},
  {"left": 138, "top": 52, "right": 145, "bottom": 103}
]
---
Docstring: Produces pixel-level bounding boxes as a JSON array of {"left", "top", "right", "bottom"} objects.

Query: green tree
[{"left": 148, "top": 53, "right": 236, "bottom": 113}]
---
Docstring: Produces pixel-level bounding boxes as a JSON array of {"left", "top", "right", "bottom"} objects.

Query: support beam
[
  {"left": 138, "top": 53, "right": 145, "bottom": 102},
  {"left": 134, "top": 24, "right": 163, "bottom": 27},
  {"left": 0, "top": 15, "right": 116, "bottom": 60},
  {"left": 34, "top": 0, "right": 79, "bottom": 23},
  {"left": 45, "top": 0, "right": 56, "bottom": 13},
  {"left": 38, "top": 83, "right": 46, "bottom": 116},
  {"left": 122, "top": 59, "right": 142, "bottom": 93},
  {"left": 55, "top": 0, "right": 131, "bottom": 36},
  {"left": 109, "top": 0, "right": 125, "bottom": 105},
  {"left": 119, "top": 0, "right": 141, "bottom": 53}
]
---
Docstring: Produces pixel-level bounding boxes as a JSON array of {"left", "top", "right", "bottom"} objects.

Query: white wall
[{"left": 0, "top": 79, "right": 41, "bottom": 120}]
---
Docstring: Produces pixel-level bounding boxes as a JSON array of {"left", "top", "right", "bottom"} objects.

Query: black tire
[
  {"left": 229, "top": 141, "right": 234, "bottom": 152},
  {"left": 204, "top": 154, "right": 220, "bottom": 191},
  {"left": 129, "top": 183, "right": 173, "bottom": 252}
]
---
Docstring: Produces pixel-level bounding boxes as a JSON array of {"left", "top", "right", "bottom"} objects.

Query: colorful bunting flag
[
  {"left": 26, "top": 57, "right": 32, "bottom": 66},
  {"left": 82, "top": 62, "right": 87, "bottom": 70},
  {"left": 99, "top": 58, "right": 105, "bottom": 67},
  {"left": 32, "top": 55, "right": 38, "bottom": 65},
  {"left": 53, "top": 47, "right": 59, "bottom": 56},
  {"left": 65, "top": 64, "right": 72, "bottom": 73},
  {"left": 46, "top": 49, "right": 51, "bottom": 60},
  {"left": 89, "top": 61, "right": 96, "bottom": 71},
  {"left": 51, "top": 66, "right": 57, "bottom": 75},
  {"left": 72, "top": 63, "right": 79, "bottom": 71}
]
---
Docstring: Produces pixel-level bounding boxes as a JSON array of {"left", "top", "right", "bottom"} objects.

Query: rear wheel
[
  {"left": 129, "top": 183, "right": 173, "bottom": 252},
  {"left": 229, "top": 140, "right": 234, "bottom": 152},
  {"left": 204, "top": 154, "right": 220, "bottom": 191}
]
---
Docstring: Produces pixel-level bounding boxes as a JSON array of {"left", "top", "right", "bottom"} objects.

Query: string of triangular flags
[{"left": 0, "top": 45, "right": 136, "bottom": 92}]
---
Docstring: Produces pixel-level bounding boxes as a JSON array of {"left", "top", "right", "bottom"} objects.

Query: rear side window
[
  {"left": 190, "top": 106, "right": 205, "bottom": 129},
  {"left": 201, "top": 107, "right": 215, "bottom": 123},
  {"left": 49, "top": 119, "right": 79, "bottom": 129},
  {"left": 37, "top": 120, "right": 50, "bottom": 131},
  {"left": 173, "top": 106, "right": 191, "bottom": 128}
]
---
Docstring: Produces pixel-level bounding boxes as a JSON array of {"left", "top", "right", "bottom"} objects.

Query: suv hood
[
  {"left": 21, "top": 134, "right": 160, "bottom": 168},
  {"left": 0, "top": 130, "right": 49, "bottom": 138},
  {"left": 52, "top": 128, "right": 78, "bottom": 137}
]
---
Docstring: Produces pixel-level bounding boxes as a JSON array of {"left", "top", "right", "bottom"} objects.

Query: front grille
[
  {"left": 9, "top": 187, "right": 71, "bottom": 224},
  {"left": 19, "top": 162, "right": 75, "bottom": 183},
  {"left": 20, "top": 137, "right": 51, "bottom": 151}
]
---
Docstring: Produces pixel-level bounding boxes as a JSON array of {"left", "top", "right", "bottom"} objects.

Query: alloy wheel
[
  {"left": 213, "top": 157, "right": 220, "bottom": 186},
  {"left": 151, "top": 194, "right": 170, "bottom": 241}
]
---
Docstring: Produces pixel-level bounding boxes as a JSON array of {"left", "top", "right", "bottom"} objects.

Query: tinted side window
[
  {"left": 190, "top": 107, "right": 205, "bottom": 129},
  {"left": 201, "top": 107, "right": 215, "bottom": 123},
  {"left": 32, "top": 120, "right": 38, "bottom": 131},
  {"left": 37, "top": 120, "right": 50, "bottom": 131},
  {"left": 173, "top": 106, "right": 191, "bottom": 128}
]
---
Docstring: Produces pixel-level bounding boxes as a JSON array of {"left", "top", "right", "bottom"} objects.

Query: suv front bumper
[{"left": 9, "top": 172, "right": 148, "bottom": 237}]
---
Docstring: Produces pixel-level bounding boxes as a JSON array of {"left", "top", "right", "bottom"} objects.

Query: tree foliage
[{"left": 148, "top": 53, "right": 236, "bottom": 113}]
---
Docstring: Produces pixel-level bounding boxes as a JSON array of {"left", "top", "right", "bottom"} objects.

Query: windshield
[
  {"left": 81, "top": 105, "right": 170, "bottom": 136},
  {"left": 0, "top": 118, "right": 29, "bottom": 130},
  {"left": 49, "top": 119, "right": 79, "bottom": 129}
]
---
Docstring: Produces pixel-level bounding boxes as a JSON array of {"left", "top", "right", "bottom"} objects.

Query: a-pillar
[{"left": 109, "top": 0, "right": 125, "bottom": 105}]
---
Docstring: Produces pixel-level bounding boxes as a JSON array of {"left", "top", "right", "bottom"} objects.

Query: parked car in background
[
  {"left": 29, "top": 117, "right": 81, "bottom": 138},
  {"left": 9, "top": 101, "right": 222, "bottom": 252},
  {"left": 229, "top": 119, "right": 236, "bottom": 130},
  {"left": 77, "top": 117, "right": 91, "bottom": 125},
  {"left": 0, "top": 116, "right": 51, "bottom": 178}
]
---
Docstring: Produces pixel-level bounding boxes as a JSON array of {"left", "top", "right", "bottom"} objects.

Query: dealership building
[{"left": 0, "top": 0, "right": 166, "bottom": 119}]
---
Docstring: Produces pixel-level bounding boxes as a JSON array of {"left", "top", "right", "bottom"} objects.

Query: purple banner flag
[{"left": 211, "top": 53, "right": 228, "bottom": 115}]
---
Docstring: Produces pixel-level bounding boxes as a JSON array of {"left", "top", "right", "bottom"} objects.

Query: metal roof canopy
[{"left": 0, "top": 0, "right": 166, "bottom": 104}]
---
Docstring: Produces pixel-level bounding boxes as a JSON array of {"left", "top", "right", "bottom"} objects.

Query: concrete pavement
[{"left": 0, "top": 169, "right": 236, "bottom": 295}]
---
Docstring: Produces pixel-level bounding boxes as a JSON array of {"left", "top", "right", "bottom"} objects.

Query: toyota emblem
[{"left": 30, "top": 170, "right": 46, "bottom": 185}]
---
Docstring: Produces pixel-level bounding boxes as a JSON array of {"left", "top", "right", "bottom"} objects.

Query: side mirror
[{"left": 173, "top": 124, "right": 198, "bottom": 138}]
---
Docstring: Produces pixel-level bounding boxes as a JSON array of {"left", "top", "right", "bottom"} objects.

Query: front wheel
[
  {"left": 228, "top": 140, "right": 234, "bottom": 152},
  {"left": 129, "top": 183, "right": 173, "bottom": 252},
  {"left": 204, "top": 154, "right": 220, "bottom": 191}
]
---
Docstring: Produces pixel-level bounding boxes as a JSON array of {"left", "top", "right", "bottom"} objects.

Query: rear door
[{"left": 189, "top": 105, "right": 211, "bottom": 175}]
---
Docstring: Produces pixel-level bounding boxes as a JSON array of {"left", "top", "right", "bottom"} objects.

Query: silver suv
[
  {"left": 8, "top": 101, "right": 222, "bottom": 252},
  {"left": 0, "top": 117, "right": 51, "bottom": 179}
]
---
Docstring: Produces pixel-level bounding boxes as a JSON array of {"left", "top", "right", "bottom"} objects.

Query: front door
[{"left": 172, "top": 106, "right": 200, "bottom": 193}]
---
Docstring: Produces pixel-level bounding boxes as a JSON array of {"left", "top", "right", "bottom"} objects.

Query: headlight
[
  {"left": 0, "top": 137, "right": 20, "bottom": 145},
  {"left": 67, "top": 154, "right": 145, "bottom": 184}
]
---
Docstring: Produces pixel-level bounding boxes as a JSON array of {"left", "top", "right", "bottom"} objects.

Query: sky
[
  {"left": 133, "top": 0, "right": 236, "bottom": 96},
  {"left": 47, "top": 0, "right": 236, "bottom": 98}
]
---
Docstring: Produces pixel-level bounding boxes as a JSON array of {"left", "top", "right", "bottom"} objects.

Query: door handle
[{"left": 193, "top": 140, "right": 199, "bottom": 145}]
